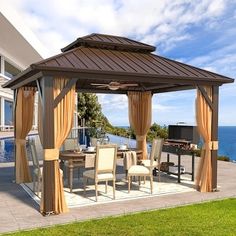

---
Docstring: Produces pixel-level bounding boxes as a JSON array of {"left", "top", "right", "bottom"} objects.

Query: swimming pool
[{"left": 0, "top": 138, "right": 15, "bottom": 162}]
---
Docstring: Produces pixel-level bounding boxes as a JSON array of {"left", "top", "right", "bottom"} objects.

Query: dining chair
[
  {"left": 83, "top": 144, "right": 117, "bottom": 201},
  {"left": 141, "top": 138, "right": 164, "bottom": 181},
  {"left": 62, "top": 138, "right": 84, "bottom": 192},
  {"left": 127, "top": 139, "right": 163, "bottom": 194},
  {"left": 29, "top": 138, "right": 64, "bottom": 196},
  {"left": 28, "top": 138, "right": 42, "bottom": 196},
  {"left": 62, "top": 138, "right": 78, "bottom": 151}
]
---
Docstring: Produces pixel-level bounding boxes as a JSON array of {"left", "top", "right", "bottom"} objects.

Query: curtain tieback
[
  {"left": 44, "top": 149, "right": 59, "bottom": 161},
  {"left": 15, "top": 139, "right": 26, "bottom": 145},
  {"left": 136, "top": 135, "right": 146, "bottom": 141},
  {"left": 203, "top": 141, "right": 218, "bottom": 150}
]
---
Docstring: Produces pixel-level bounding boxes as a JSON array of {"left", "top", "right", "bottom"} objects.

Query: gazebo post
[
  {"left": 40, "top": 76, "right": 55, "bottom": 148},
  {"left": 211, "top": 85, "right": 219, "bottom": 191},
  {"left": 39, "top": 76, "right": 56, "bottom": 214},
  {"left": 13, "top": 89, "right": 18, "bottom": 182}
]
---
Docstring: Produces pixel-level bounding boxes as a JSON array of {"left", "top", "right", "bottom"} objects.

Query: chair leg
[
  {"left": 128, "top": 176, "right": 131, "bottom": 193},
  {"left": 37, "top": 176, "right": 41, "bottom": 197},
  {"left": 144, "top": 176, "right": 146, "bottom": 184},
  {"left": 83, "top": 177, "right": 87, "bottom": 196},
  {"left": 158, "top": 170, "right": 161, "bottom": 182},
  {"left": 105, "top": 181, "right": 108, "bottom": 193},
  {"left": 69, "top": 167, "right": 73, "bottom": 193},
  {"left": 113, "top": 180, "right": 115, "bottom": 200},
  {"left": 138, "top": 176, "right": 141, "bottom": 190},
  {"left": 95, "top": 181, "right": 98, "bottom": 201},
  {"left": 33, "top": 174, "right": 36, "bottom": 193},
  {"left": 150, "top": 175, "right": 153, "bottom": 194}
]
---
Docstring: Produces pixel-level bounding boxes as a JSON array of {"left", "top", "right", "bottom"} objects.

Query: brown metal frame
[{"left": 211, "top": 86, "right": 219, "bottom": 190}]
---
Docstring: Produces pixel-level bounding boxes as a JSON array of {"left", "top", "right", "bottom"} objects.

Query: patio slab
[{"left": 0, "top": 155, "right": 236, "bottom": 234}]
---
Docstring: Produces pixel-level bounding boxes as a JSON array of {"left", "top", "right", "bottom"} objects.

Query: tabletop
[{"left": 59, "top": 148, "right": 143, "bottom": 161}]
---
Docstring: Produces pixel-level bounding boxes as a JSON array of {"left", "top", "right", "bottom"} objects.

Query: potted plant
[{"left": 88, "top": 127, "right": 99, "bottom": 146}]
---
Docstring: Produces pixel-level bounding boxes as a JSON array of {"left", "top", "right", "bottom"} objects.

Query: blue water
[
  {"left": 218, "top": 126, "right": 236, "bottom": 160},
  {"left": 0, "top": 126, "right": 236, "bottom": 162}
]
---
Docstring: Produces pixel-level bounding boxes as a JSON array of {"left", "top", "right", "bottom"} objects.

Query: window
[
  {"left": 4, "top": 61, "right": 21, "bottom": 78},
  {"left": 4, "top": 100, "right": 13, "bottom": 125}
]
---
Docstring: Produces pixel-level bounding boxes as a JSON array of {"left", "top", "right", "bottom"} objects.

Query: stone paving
[{"left": 0, "top": 157, "right": 236, "bottom": 234}]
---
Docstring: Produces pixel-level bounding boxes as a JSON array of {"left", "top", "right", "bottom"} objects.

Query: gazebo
[{"left": 3, "top": 33, "right": 234, "bottom": 215}]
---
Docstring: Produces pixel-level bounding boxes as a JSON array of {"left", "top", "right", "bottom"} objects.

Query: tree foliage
[
  {"left": 77, "top": 93, "right": 112, "bottom": 137},
  {"left": 77, "top": 93, "right": 103, "bottom": 126},
  {"left": 147, "top": 123, "right": 168, "bottom": 141}
]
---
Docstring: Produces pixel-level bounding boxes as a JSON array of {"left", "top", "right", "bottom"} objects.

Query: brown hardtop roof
[
  {"left": 3, "top": 33, "right": 234, "bottom": 93},
  {"left": 61, "top": 33, "right": 156, "bottom": 53}
]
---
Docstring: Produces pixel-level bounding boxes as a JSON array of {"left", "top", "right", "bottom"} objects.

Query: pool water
[{"left": 0, "top": 139, "right": 15, "bottom": 162}]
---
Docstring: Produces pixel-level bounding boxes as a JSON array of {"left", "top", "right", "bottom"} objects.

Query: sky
[{"left": 1, "top": 0, "right": 236, "bottom": 126}]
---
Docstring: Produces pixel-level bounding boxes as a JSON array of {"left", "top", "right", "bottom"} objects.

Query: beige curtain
[
  {"left": 128, "top": 91, "right": 152, "bottom": 159},
  {"left": 15, "top": 87, "right": 35, "bottom": 183},
  {"left": 39, "top": 77, "right": 75, "bottom": 215},
  {"left": 195, "top": 86, "right": 213, "bottom": 192}
]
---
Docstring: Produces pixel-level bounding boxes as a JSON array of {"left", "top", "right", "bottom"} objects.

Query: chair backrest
[
  {"left": 62, "top": 138, "right": 79, "bottom": 151},
  {"left": 95, "top": 144, "right": 117, "bottom": 174},
  {"left": 28, "top": 138, "right": 40, "bottom": 170},
  {"left": 150, "top": 138, "right": 164, "bottom": 166}
]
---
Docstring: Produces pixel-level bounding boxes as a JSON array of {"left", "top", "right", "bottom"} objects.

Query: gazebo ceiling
[{"left": 3, "top": 33, "right": 234, "bottom": 93}]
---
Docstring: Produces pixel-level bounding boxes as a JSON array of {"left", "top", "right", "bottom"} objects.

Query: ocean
[{"left": 218, "top": 126, "right": 236, "bottom": 160}]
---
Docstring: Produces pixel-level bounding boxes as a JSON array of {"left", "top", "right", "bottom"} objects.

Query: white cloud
[{"left": 1, "top": 0, "right": 230, "bottom": 55}]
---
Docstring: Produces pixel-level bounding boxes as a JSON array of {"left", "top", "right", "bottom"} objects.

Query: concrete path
[{"left": 0, "top": 158, "right": 236, "bottom": 234}]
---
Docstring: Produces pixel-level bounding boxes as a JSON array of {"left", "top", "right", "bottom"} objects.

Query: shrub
[{"left": 217, "top": 155, "right": 230, "bottom": 162}]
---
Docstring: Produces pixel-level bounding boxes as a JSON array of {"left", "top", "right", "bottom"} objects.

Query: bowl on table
[
  {"left": 80, "top": 145, "right": 87, "bottom": 151},
  {"left": 87, "top": 146, "right": 96, "bottom": 152},
  {"left": 119, "top": 144, "right": 128, "bottom": 150}
]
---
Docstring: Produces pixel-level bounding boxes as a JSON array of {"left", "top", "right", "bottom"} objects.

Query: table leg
[
  {"left": 178, "top": 154, "right": 181, "bottom": 183},
  {"left": 69, "top": 166, "right": 73, "bottom": 193},
  {"left": 192, "top": 153, "right": 195, "bottom": 181},
  {"left": 153, "top": 168, "right": 157, "bottom": 176},
  {"left": 167, "top": 153, "right": 170, "bottom": 163}
]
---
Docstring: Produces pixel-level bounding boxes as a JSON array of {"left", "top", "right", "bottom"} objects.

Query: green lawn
[{"left": 6, "top": 198, "right": 236, "bottom": 236}]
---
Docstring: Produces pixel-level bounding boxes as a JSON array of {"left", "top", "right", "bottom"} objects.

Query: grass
[{"left": 5, "top": 198, "right": 236, "bottom": 236}]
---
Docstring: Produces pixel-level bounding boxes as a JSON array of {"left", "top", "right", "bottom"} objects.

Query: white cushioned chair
[
  {"left": 83, "top": 144, "right": 117, "bottom": 201},
  {"left": 127, "top": 139, "right": 163, "bottom": 194},
  {"left": 141, "top": 138, "right": 164, "bottom": 182}
]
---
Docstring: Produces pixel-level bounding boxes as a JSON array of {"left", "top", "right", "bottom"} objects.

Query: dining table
[{"left": 59, "top": 148, "right": 143, "bottom": 192}]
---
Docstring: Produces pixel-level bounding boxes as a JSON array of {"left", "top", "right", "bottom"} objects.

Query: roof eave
[{"left": 4, "top": 65, "right": 233, "bottom": 89}]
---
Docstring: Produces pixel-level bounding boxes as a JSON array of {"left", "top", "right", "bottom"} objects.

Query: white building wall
[{"left": 0, "top": 12, "right": 45, "bottom": 131}]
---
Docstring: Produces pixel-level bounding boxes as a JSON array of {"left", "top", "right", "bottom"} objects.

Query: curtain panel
[
  {"left": 128, "top": 91, "right": 152, "bottom": 160},
  {"left": 39, "top": 77, "right": 75, "bottom": 215},
  {"left": 15, "top": 87, "right": 35, "bottom": 183},
  {"left": 195, "top": 86, "right": 213, "bottom": 192}
]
